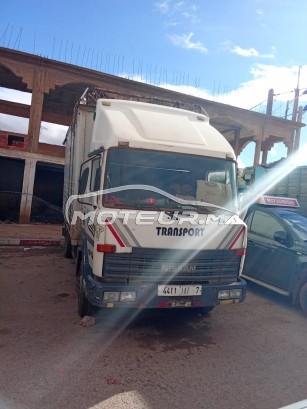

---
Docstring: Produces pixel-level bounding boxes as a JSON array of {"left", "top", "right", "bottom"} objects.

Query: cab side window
[
  {"left": 249, "top": 210, "right": 286, "bottom": 239},
  {"left": 90, "top": 157, "right": 101, "bottom": 192},
  {"left": 79, "top": 166, "right": 89, "bottom": 195},
  {"left": 78, "top": 162, "right": 92, "bottom": 205}
]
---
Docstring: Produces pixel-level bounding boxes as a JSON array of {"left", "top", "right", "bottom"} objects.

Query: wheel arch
[{"left": 292, "top": 264, "right": 307, "bottom": 306}]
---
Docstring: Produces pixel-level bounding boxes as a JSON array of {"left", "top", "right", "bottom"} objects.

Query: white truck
[{"left": 63, "top": 93, "right": 247, "bottom": 317}]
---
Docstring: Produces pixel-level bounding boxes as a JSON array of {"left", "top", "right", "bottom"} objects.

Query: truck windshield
[{"left": 103, "top": 148, "right": 238, "bottom": 212}]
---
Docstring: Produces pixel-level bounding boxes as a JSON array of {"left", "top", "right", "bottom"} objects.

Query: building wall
[{"left": 0, "top": 47, "right": 303, "bottom": 223}]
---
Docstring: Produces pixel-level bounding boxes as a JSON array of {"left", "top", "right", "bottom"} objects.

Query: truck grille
[{"left": 102, "top": 248, "right": 240, "bottom": 282}]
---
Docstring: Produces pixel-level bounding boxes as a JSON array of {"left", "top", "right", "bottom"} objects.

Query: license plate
[{"left": 158, "top": 285, "right": 202, "bottom": 297}]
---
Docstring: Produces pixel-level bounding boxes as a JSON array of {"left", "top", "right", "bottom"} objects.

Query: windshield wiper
[{"left": 171, "top": 202, "right": 234, "bottom": 214}]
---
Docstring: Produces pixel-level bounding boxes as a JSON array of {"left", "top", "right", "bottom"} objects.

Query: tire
[
  {"left": 299, "top": 282, "right": 307, "bottom": 314},
  {"left": 63, "top": 231, "right": 72, "bottom": 259},
  {"left": 76, "top": 267, "right": 98, "bottom": 318}
]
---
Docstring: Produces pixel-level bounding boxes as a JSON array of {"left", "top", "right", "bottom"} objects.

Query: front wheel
[
  {"left": 299, "top": 282, "right": 307, "bottom": 313},
  {"left": 77, "top": 270, "right": 98, "bottom": 318}
]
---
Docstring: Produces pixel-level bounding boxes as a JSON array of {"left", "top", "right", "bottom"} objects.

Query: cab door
[
  {"left": 77, "top": 155, "right": 102, "bottom": 253},
  {"left": 244, "top": 210, "right": 269, "bottom": 280},
  {"left": 244, "top": 209, "right": 296, "bottom": 291}
]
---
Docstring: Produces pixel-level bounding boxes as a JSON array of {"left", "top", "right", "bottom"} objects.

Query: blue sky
[{"left": 1, "top": 0, "right": 307, "bottom": 166}]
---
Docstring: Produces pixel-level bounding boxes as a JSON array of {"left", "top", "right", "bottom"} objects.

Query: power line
[{"left": 249, "top": 99, "right": 268, "bottom": 111}]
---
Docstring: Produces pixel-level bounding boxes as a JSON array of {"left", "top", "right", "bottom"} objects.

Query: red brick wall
[
  {"left": 0, "top": 132, "right": 27, "bottom": 151},
  {"left": 0, "top": 132, "right": 65, "bottom": 158},
  {"left": 38, "top": 143, "right": 65, "bottom": 157}
]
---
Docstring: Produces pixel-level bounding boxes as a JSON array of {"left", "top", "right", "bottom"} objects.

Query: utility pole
[
  {"left": 292, "top": 66, "right": 302, "bottom": 122},
  {"left": 266, "top": 88, "right": 274, "bottom": 115},
  {"left": 291, "top": 66, "right": 302, "bottom": 154},
  {"left": 294, "top": 106, "right": 303, "bottom": 151}
]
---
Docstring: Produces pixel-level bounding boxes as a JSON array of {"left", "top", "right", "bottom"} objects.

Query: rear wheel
[
  {"left": 299, "top": 282, "right": 307, "bottom": 313},
  {"left": 63, "top": 230, "right": 72, "bottom": 259}
]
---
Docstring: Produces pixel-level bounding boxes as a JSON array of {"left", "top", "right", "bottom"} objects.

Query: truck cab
[{"left": 63, "top": 97, "right": 247, "bottom": 317}]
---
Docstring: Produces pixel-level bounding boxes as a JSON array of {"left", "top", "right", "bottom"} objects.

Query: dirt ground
[
  {"left": 0, "top": 223, "right": 63, "bottom": 240},
  {"left": 1, "top": 246, "right": 307, "bottom": 409}
]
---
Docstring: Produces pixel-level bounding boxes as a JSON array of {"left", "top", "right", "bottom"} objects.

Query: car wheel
[{"left": 299, "top": 282, "right": 307, "bottom": 313}]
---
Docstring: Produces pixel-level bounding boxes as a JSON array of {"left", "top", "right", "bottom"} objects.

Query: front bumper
[{"left": 83, "top": 271, "right": 247, "bottom": 309}]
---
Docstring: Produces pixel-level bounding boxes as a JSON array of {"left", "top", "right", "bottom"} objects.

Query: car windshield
[
  {"left": 103, "top": 147, "right": 238, "bottom": 212},
  {"left": 280, "top": 211, "right": 307, "bottom": 241}
]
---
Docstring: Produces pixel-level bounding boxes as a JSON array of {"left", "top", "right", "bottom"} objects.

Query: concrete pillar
[
  {"left": 19, "top": 158, "right": 37, "bottom": 223},
  {"left": 233, "top": 129, "right": 241, "bottom": 157},
  {"left": 261, "top": 149, "right": 268, "bottom": 165},
  {"left": 253, "top": 140, "right": 262, "bottom": 166},
  {"left": 28, "top": 68, "right": 45, "bottom": 153},
  {"left": 287, "top": 143, "right": 293, "bottom": 157}
]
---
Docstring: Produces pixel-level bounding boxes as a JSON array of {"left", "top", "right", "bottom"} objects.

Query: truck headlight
[
  {"left": 218, "top": 290, "right": 230, "bottom": 300},
  {"left": 218, "top": 289, "right": 242, "bottom": 300},
  {"left": 229, "top": 289, "right": 242, "bottom": 299},
  {"left": 120, "top": 292, "right": 136, "bottom": 302},
  {"left": 103, "top": 292, "right": 120, "bottom": 302}
]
